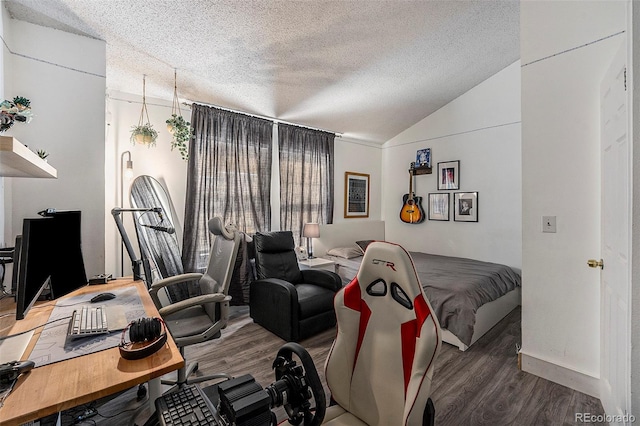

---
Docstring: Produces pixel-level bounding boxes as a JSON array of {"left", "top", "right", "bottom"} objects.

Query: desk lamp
[{"left": 303, "top": 223, "right": 320, "bottom": 259}]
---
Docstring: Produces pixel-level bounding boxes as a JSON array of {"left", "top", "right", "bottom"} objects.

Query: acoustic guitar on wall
[{"left": 400, "top": 167, "right": 425, "bottom": 224}]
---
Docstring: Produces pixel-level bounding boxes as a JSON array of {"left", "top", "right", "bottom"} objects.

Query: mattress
[
  {"left": 323, "top": 251, "right": 521, "bottom": 346},
  {"left": 324, "top": 254, "right": 362, "bottom": 285}
]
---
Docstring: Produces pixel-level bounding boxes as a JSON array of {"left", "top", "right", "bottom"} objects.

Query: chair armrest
[
  {"left": 159, "top": 293, "right": 231, "bottom": 317},
  {"left": 300, "top": 269, "right": 342, "bottom": 291},
  {"left": 249, "top": 278, "right": 300, "bottom": 341},
  {"left": 149, "top": 273, "right": 203, "bottom": 306},
  {"left": 252, "top": 277, "right": 298, "bottom": 293},
  {"left": 150, "top": 273, "right": 203, "bottom": 291}
]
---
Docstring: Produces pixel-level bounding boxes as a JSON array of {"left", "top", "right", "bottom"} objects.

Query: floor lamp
[{"left": 120, "top": 151, "right": 134, "bottom": 276}]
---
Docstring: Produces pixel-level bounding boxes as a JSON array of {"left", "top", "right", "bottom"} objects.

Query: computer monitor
[
  {"left": 15, "top": 218, "right": 54, "bottom": 320},
  {"left": 47, "top": 211, "right": 87, "bottom": 299},
  {"left": 10, "top": 235, "right": 22, "bottom": 294},
  {"left": 14, "top": 211, "right": 88, "bottom": 320}
]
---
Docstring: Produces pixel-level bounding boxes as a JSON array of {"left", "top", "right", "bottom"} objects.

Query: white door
[{"left": 599, "top": 40, "right": 631, "bottom": 422}]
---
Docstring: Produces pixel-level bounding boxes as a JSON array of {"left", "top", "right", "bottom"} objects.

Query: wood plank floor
[{"left": 46, "top": 306, "right": 605, "bottom": 425}]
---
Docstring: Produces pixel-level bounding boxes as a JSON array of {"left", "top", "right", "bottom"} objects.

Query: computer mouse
[{"left": 90, "top": 292, "right": 116, "bottom": 303}]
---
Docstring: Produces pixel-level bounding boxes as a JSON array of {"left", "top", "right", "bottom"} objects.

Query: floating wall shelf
[
  {"left": 0, "top": 136, "right": 57, "bottom": 178},
  {"left": 411, "top": 165, "right": 432, "bottom": 175}
]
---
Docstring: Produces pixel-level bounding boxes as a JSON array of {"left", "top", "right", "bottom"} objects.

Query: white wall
[
  {"left": 105, "top": 94, "right": 383, "bottom": 277},
  {"left": 632, "top": 2, "right": 640, "bottom": 417},
  {"left": 381, "top": 61, "right": 522, "bottom": 270},
  {"left": 520, "top": 0, "right": 626, "bottom": 396},
  {"left": 4, "top": 19, "right": 106, "bottom": 279},
  {"left": 105, "top": 91, "right": 188, "bottom": 277},
  {"left": 333, "top": 137, "right": 382, "bottom": 224}
]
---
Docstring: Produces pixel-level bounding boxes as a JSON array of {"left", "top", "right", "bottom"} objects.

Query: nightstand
[{"left": 298, "top": 257, "right": 335, "bottom": 272}]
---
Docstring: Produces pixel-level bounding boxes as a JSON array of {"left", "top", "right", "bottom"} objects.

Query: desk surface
[{"left": 0, "top": 279, "right": 184, "bottom": 425}]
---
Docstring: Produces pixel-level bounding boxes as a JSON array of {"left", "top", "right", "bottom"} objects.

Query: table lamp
[{"left": 303, "top": 223, "right": 320, "bottom": 259}]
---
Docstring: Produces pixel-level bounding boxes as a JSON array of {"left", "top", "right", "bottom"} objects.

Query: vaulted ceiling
[{"left": 4, "top": 0, "right": 519, "bottom": 144}]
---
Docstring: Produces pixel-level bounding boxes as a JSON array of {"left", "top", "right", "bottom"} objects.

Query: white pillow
[{"left": 327, "top": 246, "right": 362, "bottom": 259}]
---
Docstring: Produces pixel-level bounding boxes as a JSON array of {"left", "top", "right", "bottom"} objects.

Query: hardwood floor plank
[
  {"left": 450, "top": 309, "right": 537, "bottom": 425},
  {"left": 468, "top": 370, "right": 539, "bottom": 426},
  {"left": 563, "top": 390, "right": 608, "bottom": 426},
  {"left": 433, "top": 321, "right": 522, "bottom": 424},
  {"left": 516, "top": 379, "right": 575, "bottom": 426},
  {"left": 49, "top": 306, "right": 606, "bottom": 426}
]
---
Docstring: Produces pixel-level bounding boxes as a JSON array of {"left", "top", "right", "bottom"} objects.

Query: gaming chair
[{"left": 323, "top": 241, "right": 442, "bottom": 425}]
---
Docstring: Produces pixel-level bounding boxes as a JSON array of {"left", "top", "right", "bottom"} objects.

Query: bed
[{"left": 317, "top": 221, "right": 522, "bottom": 351}]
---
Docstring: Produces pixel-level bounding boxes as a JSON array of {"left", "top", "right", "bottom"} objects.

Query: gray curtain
[
  {"left": 279, "top": 124, "right": 334, "bottom": 246},
  {"left": 183, "top": 104, "right": 272, "bottom": 280}
]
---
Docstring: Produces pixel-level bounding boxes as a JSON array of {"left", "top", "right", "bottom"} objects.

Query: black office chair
[
  {"left": 149, "top": 217, "right": 241, "bottom": 386},
  {"left": 249, "top": 230, "right": 342, "bottom": 342}
]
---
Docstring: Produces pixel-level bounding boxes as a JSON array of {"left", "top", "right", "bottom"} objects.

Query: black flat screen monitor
[
  {"left": 15, "top": 211, "right": 88, "bottom": 320},
  {"left": 11, "top": 234, "right": 22, "bottom": 294},
  {"left": 15, "top": 219, "right": 54, "bottom": 320},
  {"left": 47, "top": 211, "right": 88, "bottom": 299}
]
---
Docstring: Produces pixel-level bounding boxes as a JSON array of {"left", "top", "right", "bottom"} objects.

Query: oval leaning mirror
[{"left": 130, "top": 175, "right": 187, "bottom": 301}]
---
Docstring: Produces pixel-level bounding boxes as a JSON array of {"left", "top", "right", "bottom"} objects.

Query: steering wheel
[{"left": 272, "top": 342, "right": 326, "bottom": 426}]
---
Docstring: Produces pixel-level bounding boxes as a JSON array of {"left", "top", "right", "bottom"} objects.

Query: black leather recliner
[{"left": 249, "top": 231, "right": 342, "bottom": 341}]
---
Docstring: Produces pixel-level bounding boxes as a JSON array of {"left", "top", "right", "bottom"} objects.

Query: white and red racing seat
[{"left": 323, "top": 241, "right": 441, "bottom": 426}]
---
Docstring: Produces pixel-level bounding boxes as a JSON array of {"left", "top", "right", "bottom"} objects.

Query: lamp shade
[
  {"left": 303, "top": 223, "right": 320, "bottom": 238},
  {"left": 125, "top": 159, "right": 134, "bottom": 178}
]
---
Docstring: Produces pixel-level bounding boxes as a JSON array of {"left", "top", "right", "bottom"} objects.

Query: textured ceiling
[{"left": 4, "top": 0, "right": 519, "bottom": 144}]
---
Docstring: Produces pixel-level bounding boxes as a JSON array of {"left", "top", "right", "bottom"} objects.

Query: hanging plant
[
  {"left": 166, "top": 114, "right": 190, "bottom": 160},
  {"left": 165, "top": 69, "right": 190, "bottom": 160},
  {"left": 130, "top": 75, "right": 158, "bottom": 146},
  {"left": 0, "top": 96, "right": 33, "bottom": 132},
  {"left": 130, "top": 123, "right": 158, "bottom": 145}
]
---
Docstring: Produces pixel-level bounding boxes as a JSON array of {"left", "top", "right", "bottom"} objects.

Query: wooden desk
[{"left": 0, "top": 279, "right": 184, "bottom": 426}]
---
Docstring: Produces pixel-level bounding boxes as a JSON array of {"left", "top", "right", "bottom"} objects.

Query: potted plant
[
  {"left": 0, "top": 96, "right": 33, "bottom": 132},
  {"left": 130, "top": 123, "right": 158, "bottom": 146},
  {"left": 36, "top": 149, "right": 49, "bottom": 161},
  {"left": 166, "top": 70, "right": 190, "bottom": 160},
  {"left": 166, "top": 114, "right": 190, "bottom": 160},
  {"left": 130, "top": 75, "right": 158, "bottom": 146}
]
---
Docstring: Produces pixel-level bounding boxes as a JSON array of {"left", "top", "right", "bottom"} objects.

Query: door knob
[{"left": 587, "top": 259, "right": 604, "bottom": 269}]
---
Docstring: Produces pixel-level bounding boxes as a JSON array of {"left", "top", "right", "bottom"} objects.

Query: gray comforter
[{"left": 408, "top": 252, "right": 521, "bottom": 346}]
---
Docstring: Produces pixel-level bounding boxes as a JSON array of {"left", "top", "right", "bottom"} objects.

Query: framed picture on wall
[
  {"left": 416, "top": 148, "right": 431, "bottom": 167},
  {"left": 453, "top": 192, "right": 478, "bottom": 222},
  {"left": 437, "top": 160, "right": 459, "bottom": 190},
  {"left": 428, "top": 193, "right": 449, "bottom": 221},
  {"left": 344, "top": 172, "right": 370, "bottom": 218}
]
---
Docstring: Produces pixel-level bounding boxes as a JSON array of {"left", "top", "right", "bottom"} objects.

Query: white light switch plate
[{"left": 542, "top": 216, "right": 556, "bottom": 233}]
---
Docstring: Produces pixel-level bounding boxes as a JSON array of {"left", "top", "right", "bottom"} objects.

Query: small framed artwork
[
  {"left": 437, "top": 160, "right": 459, "bottom": 190},
  {"left": 416, "top": 148, "right": 431, "bottom": 167},
  {"left": 428, "top": 193, "right": 450, "bottom": 221},
  {"left": 344, "top": 172, "right": 370, "bottom": 218},
  {"left": 454, "top": 192, "right": 478, "bottom": 222}
]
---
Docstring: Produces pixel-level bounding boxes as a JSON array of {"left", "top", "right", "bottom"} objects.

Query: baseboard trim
[{"left": 520, "top": 351, "right": 600, "bottom": 398}]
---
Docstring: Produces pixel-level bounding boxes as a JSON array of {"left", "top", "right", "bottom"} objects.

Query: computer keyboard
[
  {"left": 155, "top": 384, "right": 219, "bottom": 426},
  {"left": 67, "top": 305, "right": 109, "bottom": 339}
]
